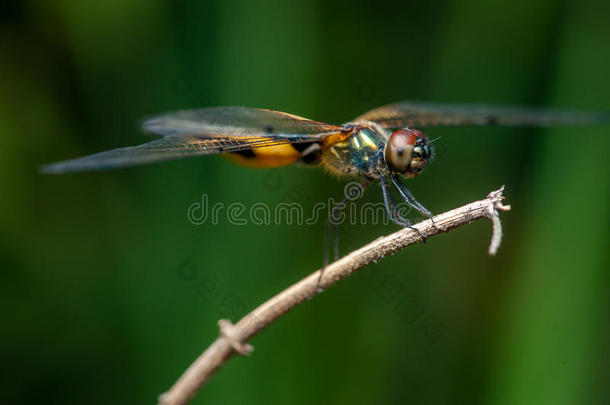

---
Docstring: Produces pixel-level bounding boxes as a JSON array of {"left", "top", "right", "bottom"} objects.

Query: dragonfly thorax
[{"left": 322, "top": 122, "right": 389, "bottom": 178}]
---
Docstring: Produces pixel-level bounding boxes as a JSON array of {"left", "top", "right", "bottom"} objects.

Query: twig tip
[{"left": 486, "top": 186, "right": 511, "bottom": 255}]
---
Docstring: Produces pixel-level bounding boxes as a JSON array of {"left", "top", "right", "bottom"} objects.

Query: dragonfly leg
[
  {"left": 321, "top": 180, "right": 370, "bottom": 285},
  {"left": 380, "top": 177, "right": 412, "bottom": 225},
  {"left": 389, "top": 173, "right": 432, "bottom": 216},
  {"left": 380, "top": 176, "right": 427, "bottom": 241},
  {"left": 389, "top": 174, "right": 445, "bottom": 231}
]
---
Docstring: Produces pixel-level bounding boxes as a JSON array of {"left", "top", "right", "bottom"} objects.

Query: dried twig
[{"left": 158, "top": 186, "right": 511, "bottom": 405}]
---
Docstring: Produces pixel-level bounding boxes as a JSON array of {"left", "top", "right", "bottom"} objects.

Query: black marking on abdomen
[
  {"left": 291, "top": 142, "right": 315, "bottom": 152},
  {"left": 294, "top": 141, "right": 321, "bottom": 165},
  {"left": 300, "top": 151, "right": 321, "bottom": 164},
  {"left": 233, "top": 149, "right": 256, "bottom": 158}
]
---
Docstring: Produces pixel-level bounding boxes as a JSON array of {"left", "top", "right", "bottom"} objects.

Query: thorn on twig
[{"left": 218, "top": 319, "right": 254, "bottom": 355}]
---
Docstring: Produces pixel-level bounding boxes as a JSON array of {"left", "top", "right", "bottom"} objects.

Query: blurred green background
[{"left": 2, "top": 0, "right": 609, "bottom": 404}]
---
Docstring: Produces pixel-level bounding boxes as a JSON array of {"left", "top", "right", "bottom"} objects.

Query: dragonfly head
[{"left": 384, "top": 128, "right": 433, "bottom": 178}]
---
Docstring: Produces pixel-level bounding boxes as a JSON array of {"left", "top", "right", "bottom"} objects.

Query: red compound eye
[
  {"left": 385, "top": 129, "right": 421, "bottom": 173},
  {"left": 389, "top": 128, "right": 418, "bottom": 148}
]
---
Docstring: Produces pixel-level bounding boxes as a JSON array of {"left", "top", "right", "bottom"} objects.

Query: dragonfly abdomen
[{"left": 225, "top": 143, "right": 302, "bottom": 168}]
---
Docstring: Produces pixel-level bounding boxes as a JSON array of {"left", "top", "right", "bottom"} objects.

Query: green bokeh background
[{"left": 2, "top": 0, "right": 609, "bottom": 404}]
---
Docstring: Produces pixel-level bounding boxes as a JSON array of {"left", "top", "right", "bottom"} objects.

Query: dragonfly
[{"left": 42, "top": 101, "right": 609, "bottom": 261}]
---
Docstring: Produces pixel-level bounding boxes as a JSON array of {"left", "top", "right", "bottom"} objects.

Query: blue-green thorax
[{"left": 322, "top": 122, "right": 390, "bottom": 178}]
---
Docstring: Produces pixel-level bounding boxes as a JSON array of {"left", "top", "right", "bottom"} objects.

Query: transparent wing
[
  {"left": 40, "top": 135, "right": 319, "bottom": 174},
  {"left": 142, "top": 106, "right": 343, "bottom": 137},
  {"left": 355, "top": 100, "right": 610, "bottom": 128},
  {"left": 42, "top": 106, "right": 345, "bottom": 174}
]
